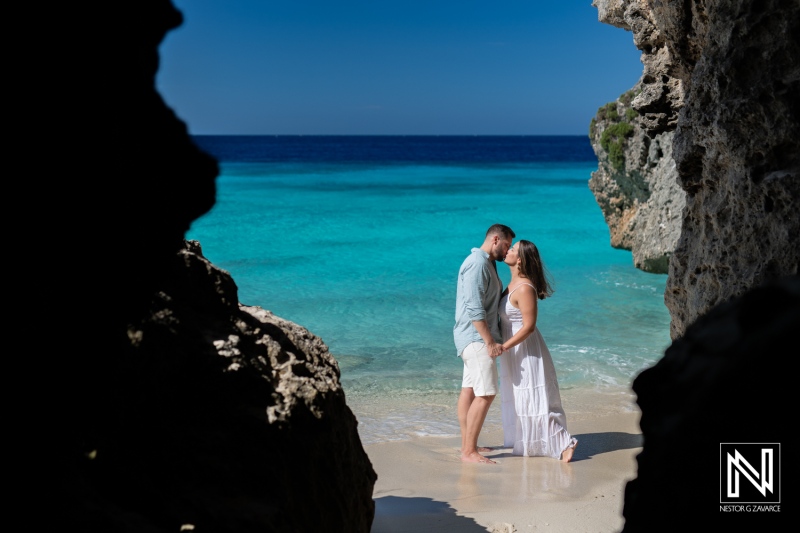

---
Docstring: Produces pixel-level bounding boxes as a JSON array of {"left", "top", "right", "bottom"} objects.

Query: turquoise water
[{"left": 186, "top": 137, "right": 671, "bottom": 443}]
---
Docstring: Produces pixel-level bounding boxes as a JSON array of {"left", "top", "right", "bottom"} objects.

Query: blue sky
[{"left": 157, "top": 1, "right": 643, "bottom": 135}]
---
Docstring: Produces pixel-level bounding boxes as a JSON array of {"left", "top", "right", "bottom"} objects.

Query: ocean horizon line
[{"left": 191, "top": 134, "right": 599, "bottom": 164}]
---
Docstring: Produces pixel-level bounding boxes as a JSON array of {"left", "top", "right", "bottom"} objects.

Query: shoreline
[
  {"left": 361, "top": 389, "right": 642, "bottom": 532},
  {"left": 348, "top": 386, "right": 641, "bottom": 446}
]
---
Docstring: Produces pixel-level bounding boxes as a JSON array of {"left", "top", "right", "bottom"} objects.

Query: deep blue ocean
[{"left": 187, "top": 135, "right": 671, "bottom": 444}]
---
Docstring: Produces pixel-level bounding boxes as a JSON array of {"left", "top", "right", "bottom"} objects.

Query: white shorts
[{"left": 460, "top": 342, "right": 498, "bottom": 396}]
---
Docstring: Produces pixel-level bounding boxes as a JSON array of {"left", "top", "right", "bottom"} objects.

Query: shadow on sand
[
  {"left": 371, "top": 495, "right": 490, "bottom": 532},
  {"left": 486, "top": 431, "right": 643, "bottom": 462},
  {"left": 570, "top": 431, "right": 643, "bottom": 462}
]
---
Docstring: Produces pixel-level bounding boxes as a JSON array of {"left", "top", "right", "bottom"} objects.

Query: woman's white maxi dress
[{"left": 499, "top": 283, "right": 576, "bottom": 458}]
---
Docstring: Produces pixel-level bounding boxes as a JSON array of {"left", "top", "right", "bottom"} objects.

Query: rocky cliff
[
  {"left": 655, "top": 0, "right": 800, "bottom": 339},
  {"left": 41, "top": 2, "right": 377, "bottom": 531},
  {"left": 588, "top": 0, "right": 688, "bottom": 275},
  {"left": 590, "top": 1, "right": 798, "bottom": 530},
  {"left": 592, "top": 0, "right": 799, "bottom": 338},
  {"left": 588, "top": 85, "right": 684, "bottom": 273}
]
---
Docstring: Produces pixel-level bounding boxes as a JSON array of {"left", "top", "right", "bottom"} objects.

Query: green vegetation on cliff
[
  {"left": 596, "top": 102, "right": 619, "bottom": 121},
  {"left": 601, "top": 122, "right": 634, "bottom": 170},
  {"left": 592, "top": 89, "right": 639, "bottom": 171},
  {"left": 619, "top": 89, "right": 636, "bottom": 106}
]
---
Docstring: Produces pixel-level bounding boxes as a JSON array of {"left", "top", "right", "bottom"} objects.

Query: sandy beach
[{"left": 363, "top": 390, "right": 642, "bottom": 532}]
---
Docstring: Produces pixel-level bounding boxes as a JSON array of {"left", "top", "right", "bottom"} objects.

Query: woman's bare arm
[{"left": 500, "top": 284, "right": 538, "bottom": 351}]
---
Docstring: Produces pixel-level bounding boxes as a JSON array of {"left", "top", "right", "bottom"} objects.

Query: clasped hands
[{"left": 488, "top": 342, "right": 506, "bottom": 358}]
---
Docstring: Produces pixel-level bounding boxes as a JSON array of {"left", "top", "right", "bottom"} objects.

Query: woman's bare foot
[
  {"left": 560, "top": 439, "right": 578, "bottom": 463},
  {"left": 461, "top": 451, "right": 497, "bottom": 464}
]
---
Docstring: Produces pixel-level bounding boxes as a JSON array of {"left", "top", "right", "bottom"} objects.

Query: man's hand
[
  {"left": 472, "top": 320, "right": 504, "bottom": 359},
  {"left": 487, "top": 342, "right": 504, "bottom": 358}
]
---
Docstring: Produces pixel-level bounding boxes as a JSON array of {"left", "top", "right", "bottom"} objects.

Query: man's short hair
[{"left": 486, "top": 224, "right": 515, "bottom": 240}]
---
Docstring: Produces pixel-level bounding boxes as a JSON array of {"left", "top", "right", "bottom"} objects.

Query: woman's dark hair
[{"left": 516, "top": 240, "right": 554, "bottom": 300}]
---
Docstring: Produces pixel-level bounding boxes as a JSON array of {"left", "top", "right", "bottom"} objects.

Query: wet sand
[{"left": 363, "top": 390, "right": 642, "bottom": 532}]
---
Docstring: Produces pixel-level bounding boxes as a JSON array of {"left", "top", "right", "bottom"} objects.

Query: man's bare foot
[
  {"left": 460, "top": 446, "right": 492, "bottom": 453},
  {"left": 560, "top": 439, "right": 578, "bottom": 463},
  {"left": 461, "top": 451, "right": 497, "bottom": 464}
]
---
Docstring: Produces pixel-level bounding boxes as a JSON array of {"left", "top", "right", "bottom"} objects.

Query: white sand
[{"left": 363, "top": 390, "right": 643, "bottom": 532}]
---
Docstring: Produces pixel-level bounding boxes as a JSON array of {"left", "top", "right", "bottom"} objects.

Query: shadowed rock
[
  {"left": 65, "top": 240, "right": 376, "bottom": 531},
  {"left": 622, "top": 275, "right": 797, "bottom": 531},
  {"left": 48, "top": 2, "right": 377, "bottom": 531}
]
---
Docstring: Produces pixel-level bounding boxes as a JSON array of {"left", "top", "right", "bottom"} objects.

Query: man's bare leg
[
  {"left": 457, "top": 387, "right": 475, "bottom": 454},
  {"left": 457, "top": 388, "right": 493, "bottom": 454},
  {"left": 461, "top": 394, "right": 496, "bottom": 463}
]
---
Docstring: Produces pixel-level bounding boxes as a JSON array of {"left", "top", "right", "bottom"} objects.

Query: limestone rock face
[
  {"left": 47, "top": 2, "right": 377, "bottom": 531},
  {"left": 593, "top": 0, "right": 686, "bottom": 136},
  {"left": 659, "top": 0, "right": 800, "bottom": 339},
  {"left": 588, "top": 0, "right": 686, "bottom": 274},
  {"left": 593, "top": 0, "right": 800, "bottom": 339},
  {"left": 589, "top": 85, "right": 685, "bottom": 273}
]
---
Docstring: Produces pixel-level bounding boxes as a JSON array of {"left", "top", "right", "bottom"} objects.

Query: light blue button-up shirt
[{"left": 453, "top": 247, "right": 503, "bottom": 356}]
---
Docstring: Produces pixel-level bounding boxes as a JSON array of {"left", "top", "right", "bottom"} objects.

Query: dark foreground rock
[
  {"left": 622, "top": 275, "right": 797, "bottom": 531},
  {"left": 64, "top": 240, "right": 376, "bottom": 532},
  {"left": 39, "top": 2, "right": 377, "bottom": 531}
]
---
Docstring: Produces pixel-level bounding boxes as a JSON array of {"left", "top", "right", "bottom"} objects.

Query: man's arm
[
  {"left": 462, "top": 259, "right": 503, "bottom": 357},
  {"left": 472, "top": 319, "right": 503, "bottom": 358}
]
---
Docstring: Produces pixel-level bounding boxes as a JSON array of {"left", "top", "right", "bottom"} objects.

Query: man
[{"left": 454, "top": 223, "right": 514, "bottom": 464}]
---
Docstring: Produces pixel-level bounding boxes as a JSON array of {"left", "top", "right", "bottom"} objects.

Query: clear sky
[{"left": 157, "top": 1, "right": 643, "bottom": 135}]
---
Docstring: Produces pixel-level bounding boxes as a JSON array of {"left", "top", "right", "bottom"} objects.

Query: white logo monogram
[{"left": 726, "top": 448, "right": 773, "bottom": 497}]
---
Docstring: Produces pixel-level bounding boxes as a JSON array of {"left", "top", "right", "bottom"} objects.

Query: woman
[{"left": 498, "top": 240, "right": 577, "bottom": 462}]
